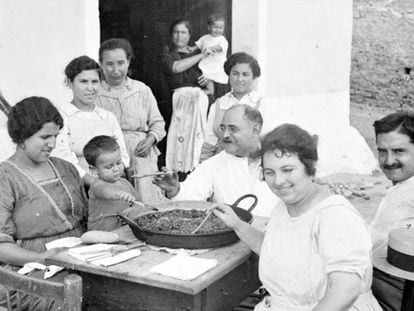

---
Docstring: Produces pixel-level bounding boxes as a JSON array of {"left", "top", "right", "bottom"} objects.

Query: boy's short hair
[
  {"left": 83, "top": 135, "right": 120, "bottom": 166},
  {"left": 207, "top": 14, "right": 225, "bottom": 26}
]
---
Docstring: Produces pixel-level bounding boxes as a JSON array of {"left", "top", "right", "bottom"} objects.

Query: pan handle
[
  {"left": 231, "top": 194, "right": 258, "bottom": 213},
  {"left": 117, "top": 214, "right": 147, "bottom": 241}
]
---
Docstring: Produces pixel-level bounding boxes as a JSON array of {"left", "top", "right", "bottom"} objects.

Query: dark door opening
[{"left": 99, "top": 0, "right": 232, "bottom": 106}]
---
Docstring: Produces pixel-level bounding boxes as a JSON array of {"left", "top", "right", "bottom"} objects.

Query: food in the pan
[{"left": 134, "top": 209, "right": 228, "bottom": 234}]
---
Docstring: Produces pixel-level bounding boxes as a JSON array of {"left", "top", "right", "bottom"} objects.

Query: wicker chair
[{"left": 0, "top": 267, "right": 82, "bottom": 311}]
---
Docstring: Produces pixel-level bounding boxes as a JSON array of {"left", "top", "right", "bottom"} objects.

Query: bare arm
[
  {"left": 213, "top": 204, "right": 264, "bottom": 254},
  {"left": 0, "top": 242, "right": 45, "bottom": 266},
  {"left": 89, "top": 178, "right": 135, "bottom": 200},
  {"left": 171, "top": 53, "right": 205, "bottom": 74},
  {"left": 312, "top": 272, "right": 361, "bottom": 311}
]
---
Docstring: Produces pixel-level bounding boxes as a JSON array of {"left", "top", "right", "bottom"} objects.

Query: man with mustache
[
  {"left": 153, "top": 104, "right": 279, "bottom": 217},
  {"left": 369, "top": 111, "right": 414, "bottom": 311}
]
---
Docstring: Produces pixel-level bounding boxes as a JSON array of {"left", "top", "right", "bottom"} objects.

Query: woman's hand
[
  {"left": 214, "top": 204, "right": 265, "bottom": 255},
  {"left": 201, "top": 47, "right": 215, "bottom": 57},
  {"left": 153, "top": 167, "right": 180, "bottom": 198},
  {"left": 135, "top": 134, "right": 156, "bottom": 157},
  {"left": 213, "top": 204, "right": 243, "bottom": 229},
  {"left": 197, "top": 75, "right": 210, "bottom": 88}
]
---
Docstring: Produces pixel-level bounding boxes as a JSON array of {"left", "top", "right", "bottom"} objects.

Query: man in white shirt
[
  {"left": 154, "top": 104, "right": 278, "bottom": 217},
  {"left": 369, "top": 111, "right": 414, "bottom": 311}
]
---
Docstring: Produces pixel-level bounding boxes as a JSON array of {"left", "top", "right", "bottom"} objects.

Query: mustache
[{"left": 383, "top": 163, "right": 402, "bottom": 170}]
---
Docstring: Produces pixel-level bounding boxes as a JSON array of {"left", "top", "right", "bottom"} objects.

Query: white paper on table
[
  {"left": 90, "top": 249, "right": 142, "bottom": 267},
  {"left": 17, "top": 263, "right": 64, "bottom": 279},
  {"left": 149, "top": 255, "right": 218, "bottom": 281},
  {"left": 45, "top": 237, "right": 82, "bottom": 250},
  {"left": 68, "top": 243, "right": 114, "bottom": 261}
]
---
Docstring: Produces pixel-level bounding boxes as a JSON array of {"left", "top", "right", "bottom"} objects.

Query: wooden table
[{"left": 46, "top": 218, "right": 266, "bottom": 311}]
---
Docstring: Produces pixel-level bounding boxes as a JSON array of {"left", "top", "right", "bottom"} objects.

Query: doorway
[{"left": 99, "top": 0, "right": 232, "bottom": 105}]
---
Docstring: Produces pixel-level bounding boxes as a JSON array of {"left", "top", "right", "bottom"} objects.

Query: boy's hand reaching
[{"left": 116, "top": 191, "right": 136, "bottom": 203}]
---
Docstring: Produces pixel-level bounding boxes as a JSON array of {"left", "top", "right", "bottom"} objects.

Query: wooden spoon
[{"left": 191, "top": 205, "right": 218, "bottom": 235}]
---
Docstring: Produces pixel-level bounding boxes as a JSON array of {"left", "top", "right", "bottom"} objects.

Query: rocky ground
[{"left": 325, "top": 0, "right": 414, "bottom": 221}]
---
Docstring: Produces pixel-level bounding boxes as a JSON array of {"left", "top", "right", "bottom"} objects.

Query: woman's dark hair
[
  {"left": 65, "top": 55, "right": 100, "bottom": 82},
  {"left": 7, "top": 97, "right": 64, "bottom": 144},
  {"left": 260, "top": 124, "right": 318, "bottom": 176},
  {"left": 224, "top": 52, "right": 261, "bottom": 78},
  {"left": 373, "top": 111, "right": 414, "bottom": 144},
  {"left": 169, "top": 19, "right": 192, "bottom": 37},
  {"left": 99, "top": 38, "right": 134, "bottom": 62},
  {"left": 83, "top": 135, "right": 120, "bottom": 166}
]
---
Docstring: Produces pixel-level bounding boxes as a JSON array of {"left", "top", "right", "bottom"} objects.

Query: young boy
[
  {"left": 193, "top": 14, "right": 230, "bottom": 98},
  {"left": 83, "top": 135, "right": 141, "bottom": 231}
]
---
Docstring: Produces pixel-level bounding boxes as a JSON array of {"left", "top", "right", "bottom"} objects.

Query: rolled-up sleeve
[
  {"left": 173, "top": 160, "right": 214, "bottom": 201},
  {"left": 317, "top": 205, "right": 373, "bottom": 279}
]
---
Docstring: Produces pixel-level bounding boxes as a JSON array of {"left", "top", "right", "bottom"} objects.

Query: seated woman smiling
[
  {"left": 0, "top": 97, "right": 87, "bottom": 309},
  {"left": 214, "top": 124, "right": 381, "bottom": 311}
]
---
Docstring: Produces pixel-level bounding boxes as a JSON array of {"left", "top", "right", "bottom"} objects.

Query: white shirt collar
[
  {"left": 101, "top": 77, "right": 132, "bottom": 92},
  {"left": 59, "top": 103, "right": 107, "bottom": 120}
]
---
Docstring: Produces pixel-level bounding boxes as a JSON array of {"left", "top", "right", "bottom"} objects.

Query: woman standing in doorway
[
  {"left": 161, "top": 20, "right": 213, "bottom": 175},
  {"left": 97, "top": 38, "right": 166, "bottom": 203}
]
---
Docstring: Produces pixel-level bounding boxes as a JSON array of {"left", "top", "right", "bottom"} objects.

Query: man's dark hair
[{"left": 373, "top": 111, "right": 414, "bottom": 144}]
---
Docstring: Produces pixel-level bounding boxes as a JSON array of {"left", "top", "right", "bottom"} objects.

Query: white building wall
[
  {"left": 0, "top": 0, "right": 99, "bottom": 160},
  {"left": 232, "top": 0, "right": 377, "bottom": 175}
]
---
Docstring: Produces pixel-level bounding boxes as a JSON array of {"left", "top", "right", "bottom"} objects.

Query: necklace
[{"left": 6, "top": 159, "right": 75, "bottom": 230}]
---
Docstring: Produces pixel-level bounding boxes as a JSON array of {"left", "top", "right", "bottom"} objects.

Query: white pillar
[{"left": 232, "top": 1, "right": 377, "bottom": 175}]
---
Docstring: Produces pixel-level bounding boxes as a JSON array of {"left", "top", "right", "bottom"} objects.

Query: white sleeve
[
  {"left": 204, "top": 101, "right": 219, "bottom": 145},
  {"left": 51, "top": 122, "right": 86, "bottom": 178},
  {"left": 173, "top": 160, "right": 215, "bottom": 201},
  {"left": 317, "top": 203, "right": 372, "bottom": 278},
  {"left": 194, "top": 36, "right": 204, "bottom": 49},
  {"left": 218, "top": 36, "right": 228, "bottom": 54},
  {"left": 108, "top": 113, "right": 130, "bottom": 168}
]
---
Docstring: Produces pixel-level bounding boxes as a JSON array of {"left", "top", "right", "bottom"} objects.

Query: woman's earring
[{"left": 19, "top": 142, "right": 26, "bottom": 150}]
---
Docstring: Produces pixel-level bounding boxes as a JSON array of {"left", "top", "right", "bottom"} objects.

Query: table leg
[{"left": 401, "top": 280, "right": 414, "bottom": 311}]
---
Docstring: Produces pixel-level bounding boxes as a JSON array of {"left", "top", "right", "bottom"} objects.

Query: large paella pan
[{"left": 118, "top": 194, "right": 257, "bottom": 249}]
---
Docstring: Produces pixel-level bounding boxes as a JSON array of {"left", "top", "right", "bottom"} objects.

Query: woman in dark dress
[{"left": 160, "top": 20, "right": 214, "bottom": 175}]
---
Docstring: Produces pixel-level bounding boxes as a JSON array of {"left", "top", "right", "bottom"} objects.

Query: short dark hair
[
  {"left": 207, "top": 14, "right": 225, "bottom": 26},
  {"left": 83, "top": 135, "right": 120, "bottom": 166},
  {"left": 169, "top": 19, "right": 192, "bottom": 37},
  {"left": 224, "top": 52, "right": 261, "bottom": 78},
  {"left": 7, "top": 97, "right": 64, "bottom": 144},
  {"left": 260, "top": 124, "right": 318, "bottom": 176},
  {"left": 373, "top": 111, "right": 414, "bottom": 144},
  {"left": 65, "top": 55, "right": 100, "bottom": 82},
  {"left": 99, "top": 38, "right": 134, "bottom": 62}
]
